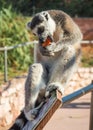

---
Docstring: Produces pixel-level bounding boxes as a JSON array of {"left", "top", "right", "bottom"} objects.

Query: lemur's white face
[{"left": 27, "top": 11, "right": 56, "bottom": 43}]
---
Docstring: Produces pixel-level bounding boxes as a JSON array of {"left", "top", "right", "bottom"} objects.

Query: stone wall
[
  {"left": 0, "top": 68, "right": 93, "bottom": 127},
  {"left": 0, "top": 77, "right": 25, "bottom": 127}
]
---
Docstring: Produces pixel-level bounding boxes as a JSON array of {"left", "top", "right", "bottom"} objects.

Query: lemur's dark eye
[{"left": 37, "top": 26, "right": 45, "bottom": 35}]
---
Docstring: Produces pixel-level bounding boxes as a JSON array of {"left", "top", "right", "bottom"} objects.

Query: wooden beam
[
  {"left": 89, "top": 90, "right": 93, "bottom": 130},
  {"left": 23, "top": 90, "right": 62, "bottom": 130}
]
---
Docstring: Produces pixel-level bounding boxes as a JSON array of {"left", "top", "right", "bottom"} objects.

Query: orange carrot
[{"left": 42, "top": 37, "right": 51, "bottom": 47}]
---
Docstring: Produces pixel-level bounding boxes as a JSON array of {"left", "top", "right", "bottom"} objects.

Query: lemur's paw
[
  {"left": 24, "top": 109, "right": 38, "bottom": 121},
  {"left": 45, "top": 82, "right": 64, "bottom": 97}
]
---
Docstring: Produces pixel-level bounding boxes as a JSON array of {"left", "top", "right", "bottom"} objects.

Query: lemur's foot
[
  {"left": 24, "top": 108, "right": 38, "bottom": 121},
  {"left": 24, "top": 101, "right": 45, "bottom": 120},
  {"left": 45, "top": 82, "right": 64, "bottom": 97}
]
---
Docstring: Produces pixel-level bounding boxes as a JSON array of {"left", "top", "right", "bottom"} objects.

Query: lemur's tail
[{"left": 8, "top": 111, "right": 28, "bottom": 130}]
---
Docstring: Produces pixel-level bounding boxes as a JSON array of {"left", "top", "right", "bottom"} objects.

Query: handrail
[
  {"left": 0, "top": 40, "right": 38, "bottom": 82},
  {"left": 0, "top": 41, "right": 38, "bottom": 51},
  {"left": 0, "top": 40, "right": 93, "bottom": 51},
  {"left": 81, "top": 40, "right": 93, "bottom": 44},
  {"left": 62, "top": 82, "right": 93, "bottom": 105}
]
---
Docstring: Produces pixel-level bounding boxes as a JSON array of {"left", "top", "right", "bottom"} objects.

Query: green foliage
[
  {"left": 64, "top": 0, "right": 93, "bottom": 17},
  {"left": 0, "top": 6, "right": 34, "bottom": 74},
  {"left": 0, "top": 6, "right": 29, "bottom": 46},
  {"left": 0, "top": 0, "right": 93, "bottom": 17},
  {"left": 81, "top": 56, "right": 93, "bottom": 67}
]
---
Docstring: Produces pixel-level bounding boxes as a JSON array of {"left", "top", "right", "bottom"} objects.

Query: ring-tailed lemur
[
  {"left": 9, "top": 10, "right": 83, "bottom": 130},
  {"left": 24, "top": 10, "right": 82, "bottom": 120}
]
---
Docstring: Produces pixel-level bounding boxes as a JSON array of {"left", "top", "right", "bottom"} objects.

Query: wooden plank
[
  {"left": 89, "top": 90, "right": 93, "bottom": 130},
  {"left": 23, "top": 90, "right": 62, "bottom": 130}
]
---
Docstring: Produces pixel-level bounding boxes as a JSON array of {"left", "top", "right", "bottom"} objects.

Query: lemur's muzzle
[{"left": 39, "top": 35, "right": 53, "bottom": 44}]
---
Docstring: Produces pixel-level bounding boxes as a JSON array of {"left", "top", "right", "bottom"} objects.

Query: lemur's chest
[{"left": 35, "top": 43, "right": 62, "bottom": 65}]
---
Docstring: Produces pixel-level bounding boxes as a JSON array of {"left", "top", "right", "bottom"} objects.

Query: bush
[{"left": 0, "top": 6, "right": 34, "bottom": 74}]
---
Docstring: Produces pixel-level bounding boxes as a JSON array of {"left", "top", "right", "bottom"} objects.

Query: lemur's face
[{"left": 27, "top": 11, "right": 56, "bottom": 43}]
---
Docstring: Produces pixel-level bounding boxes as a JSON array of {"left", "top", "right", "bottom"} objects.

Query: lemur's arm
[
  {"left": 46, "top": 17, "right": 83, "bottom": 53},
  {"left": 54, "top": 23, "right": 82, "bottom": 52}
]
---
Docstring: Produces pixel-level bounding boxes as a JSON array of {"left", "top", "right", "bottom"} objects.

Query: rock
[
  {"left": 1, "top": 91, "right": 9, "bottom": 97},
  {"left": 71, "top": 73, "right": 81, "bottom": 81},
  {"left": 5, "top": 112, "right": 13, "bottom": 125},
  {"left": 0, "top": 117, "right": 6, "bottom": 127},
  {"left": 0, "top": 103, "right": 11, "bottom": 118},
  {"left": 0, "top": 97, "right": 9, "bottom": 104},
  {"left": 90, "top": 68, "right": 93, "bottom": 73},
  {"left": 69, "top": 81, "right": 76, "bottom": 87},
  {"left": 0, "top": 105, "right": 5, "bottom": 118},
  {"left": 83, "top": 73, "right": 91, "bottom": 79},
  {"left": 79, "top": 80, "right": 86, "bottom": 87},
  {"left": 16, "top": 83, "right": 24, "bottom": 91},
  {"left": 77, "top": 68, "right": 85, "bottom": 73},
  {"left": 7, "top": 88, "right": 16, "bottom": 95}
]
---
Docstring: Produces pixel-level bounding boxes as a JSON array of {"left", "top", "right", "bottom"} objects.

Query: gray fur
[{"left": 24, "top": 10, "right": 83, "bottom": 120}]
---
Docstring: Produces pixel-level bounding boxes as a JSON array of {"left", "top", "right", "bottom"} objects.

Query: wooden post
[{"left": 89, "top": 90, "right": 93, "bottom": 130}]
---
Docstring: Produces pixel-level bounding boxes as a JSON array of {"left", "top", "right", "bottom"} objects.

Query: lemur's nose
[{"left": 39, "top": 37, "right": 45, "bottom": 43}]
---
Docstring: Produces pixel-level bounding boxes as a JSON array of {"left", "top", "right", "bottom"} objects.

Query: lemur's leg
[
  {"left": 24, "top": 63, "right": 47, "bottom": 120},
  {"left": 46, "top": 45, "right": 80, "bottom": 96}
]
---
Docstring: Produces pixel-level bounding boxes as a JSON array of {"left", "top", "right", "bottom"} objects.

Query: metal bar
[
  {"left": 81, "top": 40, "right": 93, "bottom": 44},
  {"left": 62, "top": 83, "right": 93, "bottom": 105},
  {"left": 0, "top": 41, "right": 38, "bottom": 82},
  {"left": 0, "top": 41, "right": 38, "bottom": 51},
  {"left": 4, "top": 47, "right": 8, "bottom": 82},
  {"left": 89, "top": 90, "right": 93, "bottom": 130}
]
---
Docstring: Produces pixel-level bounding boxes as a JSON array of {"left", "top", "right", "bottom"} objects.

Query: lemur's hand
[
  {"left": 45, "top": 42, "right": 56, "bottom": 51},
  {"left": 39, "top": 44, "right": 55, "bottom": 56}
]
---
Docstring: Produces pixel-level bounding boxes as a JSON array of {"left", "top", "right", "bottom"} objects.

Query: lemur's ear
[
  {"left": 45, "top": 14, "right": 48, "bottom": 21},
  {"left": 43, "top": 12, "right": 49, "bottom": 21}
]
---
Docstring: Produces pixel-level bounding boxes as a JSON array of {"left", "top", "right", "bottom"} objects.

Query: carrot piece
[{"left": 42, "top": 38, "right": 51, "bottom": 47}]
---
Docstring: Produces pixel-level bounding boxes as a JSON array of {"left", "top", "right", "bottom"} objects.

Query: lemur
[
  {"left": 9, "top": 10, "right": 82, "bottom": 130},
  {"left": 24, "top": 10, "right": 83, "bottom": 120}
]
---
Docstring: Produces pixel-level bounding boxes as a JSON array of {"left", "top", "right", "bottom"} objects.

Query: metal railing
[
  {"left": 0, "top": 40, "right": 93, "bottom": 82},
  {"left": 0, "top": 40, "right": 38, "bottom": 82}
]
